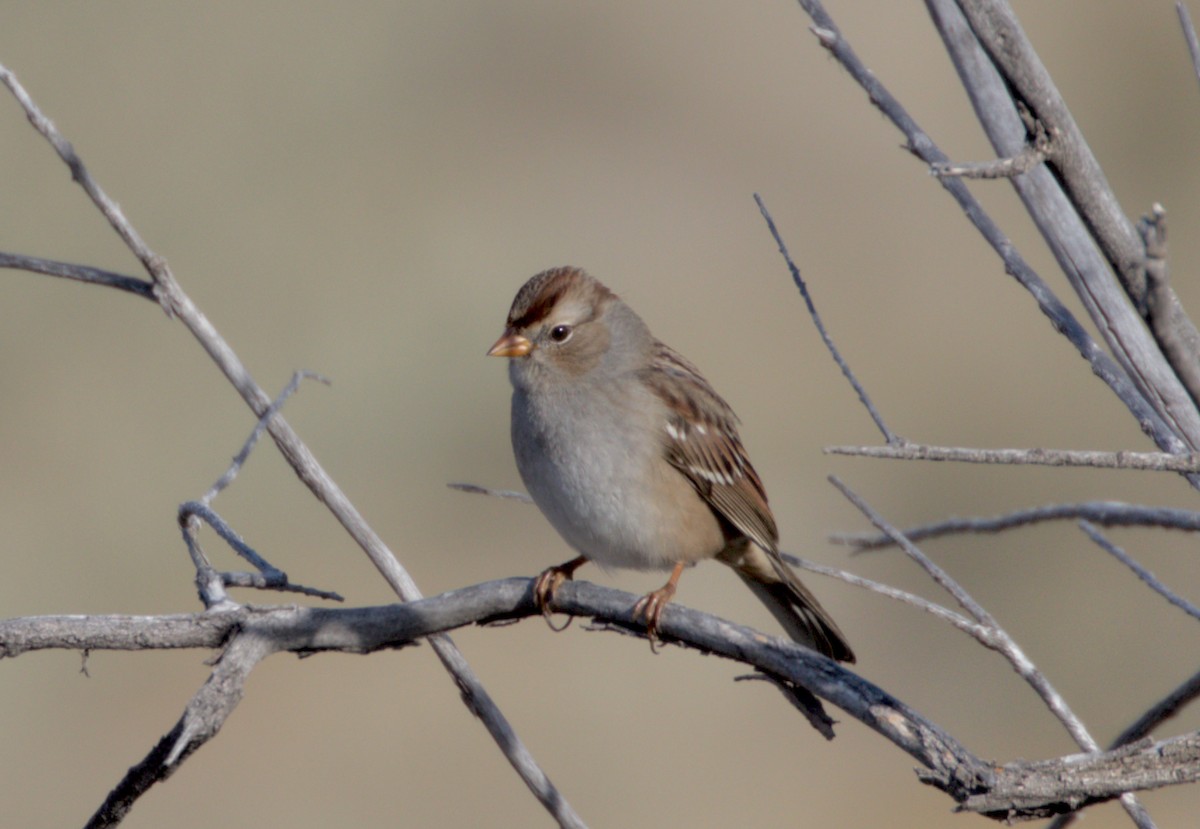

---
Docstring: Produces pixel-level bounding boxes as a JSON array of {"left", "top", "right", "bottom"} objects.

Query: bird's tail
[{"left": 722, "top": 544, "right": 855, "bottom": 663}]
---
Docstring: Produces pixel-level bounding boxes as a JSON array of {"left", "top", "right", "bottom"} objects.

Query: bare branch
[
  {"left": 830, "top": 475, "right": 1164, "bottom": 826},
  {"left": 930, "top": 147, "right": 1041, "bottom": 179},
  {"left": 930, "top": 118, "right": 1050, "bottom": 179},
  {"left": 203, "top": 370, "right": 331, "bottom": 505},
  {"left": 1047, "top": 670, "right": 1200, "bottom": 829},
  {"left": 833, "top": 501, "right": 1200, "bottom": 551},
  {"left": 1114, "top": 669, "right": 1200, "bottom": 749},
  {"left": 1078, "top": 522, "right": 1200, "bottom": 622},
  {"left": 754, "top": 193, "right": 899, "bottom": 444},
  {"left": 961, "top": 732, "right": 1199, "bottom": 821},
  {"left": 779, "top": 551, "right": 976, "bottom": 633},
  {"left": 0, "top": 65, "right": 174, "bottom": 314},
  {"left": 3, "top": 581, "right": 1196, "bottom": 821},
  {"left": 84, "top": 631, "right": 273, "bottom": 829},
  {"left": 178, "top": 501, "right": 343, "bottom": 605},
  {"left": 826, "top": 441, "right": 1200, "bottom": 472},
  {"left": 447, "top": 482, "right": 535, "bottom": 503},
  {"left": 829, "top": 477, "right": 1106, "bottom": 752},
  {"left": 0, "top": 252, "right": 154, "bottom": 299},
  {"left": 1178, "top": 2, "right": 1200, "bottom": 93},
  {"left": 830, "top": 478, "right": 994, "bottom": 626}
]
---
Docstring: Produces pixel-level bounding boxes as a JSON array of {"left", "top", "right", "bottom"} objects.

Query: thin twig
[
  {"left": 0, "top": 252, "right": 154, "bottom": 299},
  {"left": 827, "top": 441, "right": 1200, "bottom": 472},
  {"left": 1078, "top": 522, "right": 1200, "bottom": 622},
  {"left": 833, "top": 501, "right": 1200, "bottom": 551},
  {"left": 0, "top": 65, "right": 173, "bottom": 313},
  {"left": 829, "top": 477, "right": 993, "bottom": 625},
  {"left": 447, "top": 482, "right": 535, "bottom": 503},
  {"left": 204, "top": 370, "right": 331, "bottom": 505},
  {"left": 779, "top": 551, "right": 975, "bottom": 632},
  {"left": 828, "top": 476, "right": 1103, "bottom": 754},
  {"left": 178, "top": 501, "right": 343, "bottom": 604},
  {"left": 754, "top": 193, "right": 899, "bottom": 445},
  {"left": 1112, "top": 668, "right": 1200, "bottom": 748},
  {"left": 930, "top": 129, "right": 1048, "bottom": 179},
  {"left": 1179, "top": 2, "right": 1200, "bottom": 93}
]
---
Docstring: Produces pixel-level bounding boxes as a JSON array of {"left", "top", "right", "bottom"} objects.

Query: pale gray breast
[{"left": 510, "top": 379, "right": 686, "bottom": 570}]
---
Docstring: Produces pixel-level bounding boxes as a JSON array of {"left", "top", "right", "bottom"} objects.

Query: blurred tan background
[{"left": 1, "top": 3, "right": 1198, "bottom": 827}]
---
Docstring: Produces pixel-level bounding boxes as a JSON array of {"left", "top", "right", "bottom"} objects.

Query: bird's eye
[{"left": 549, "top": 324, "right": 573, "bottom": 343}]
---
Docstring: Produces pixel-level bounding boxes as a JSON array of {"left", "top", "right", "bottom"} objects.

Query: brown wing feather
[{"left": 640, "top": 342, "right": 778, "bottom": 552}]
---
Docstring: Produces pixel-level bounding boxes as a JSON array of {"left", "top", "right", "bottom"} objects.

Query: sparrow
[{"left": 489, "top": 266, "right": 853, "bottom": 661}]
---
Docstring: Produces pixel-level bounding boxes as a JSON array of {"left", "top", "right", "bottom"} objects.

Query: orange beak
[{"left": 487, "top": 330, "right": 532, "bottom": 358}]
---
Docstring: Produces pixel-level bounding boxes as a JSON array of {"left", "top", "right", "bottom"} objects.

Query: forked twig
[{"left": 179, "top": 501, "right": 343, "bottom": 606}]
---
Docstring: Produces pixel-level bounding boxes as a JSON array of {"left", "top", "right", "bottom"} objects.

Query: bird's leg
[
  {"left": 533, "top": 555, "right": 588, "bottom": 632},
  {"left": 632, "top": 561, "right": 686, "bottom": 650}
]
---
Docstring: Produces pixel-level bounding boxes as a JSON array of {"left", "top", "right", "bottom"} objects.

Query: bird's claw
[
  {"left": 632, "top": 583, "right": 677, "bottom": 653},
  {"left": 534, "top": 562, "right": 580, "bottom": 632}
]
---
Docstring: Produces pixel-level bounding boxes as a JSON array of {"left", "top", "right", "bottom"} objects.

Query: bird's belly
[{"left": 520, "top": 439, "right": 723, "bottom": 571}]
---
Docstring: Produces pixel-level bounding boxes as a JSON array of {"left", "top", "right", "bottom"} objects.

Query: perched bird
[{"left": 488, "top": 266, "right": 853, "bottom": 662}]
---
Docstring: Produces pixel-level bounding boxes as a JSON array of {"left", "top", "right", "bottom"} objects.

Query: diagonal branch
[
  {"left": 754, "top": 193, "right": 899, "bottom": 444},
  {"left": 1078, "top": 523, "right": 1200, "bottom": 622},
  {"left": 829, "top": 475, "right": 1158, "bottom": 828},
  {"left": 828, "top": 477, "right": 1106, "bottom": 750},
  {"left": 84, "top": 631, "right": 273, "bottom": 829},
  {"left": 1178, "top": 2, "right": 1200, "bottom": 93}
]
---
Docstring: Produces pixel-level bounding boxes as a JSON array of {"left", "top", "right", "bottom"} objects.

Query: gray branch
[
  {"left": 2, "top": 580, "right": 1196, "bottom": 822},
  {"left": 832, "top": 500, "right": 1200, "bottom": 550},
  {"left": 827, "top": 441, "right": 1200, "bottom": 472}
]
